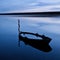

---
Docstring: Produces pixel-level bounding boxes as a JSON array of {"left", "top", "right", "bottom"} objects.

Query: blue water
[{"left": 0, "top": 16, "right": 60, "bottom": 60}]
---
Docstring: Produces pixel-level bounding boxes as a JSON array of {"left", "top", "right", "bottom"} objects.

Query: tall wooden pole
[
  {"left": 18, "top": 19, "right": 20, "bottom": 33},
  {"left": 18, "top": 19, "right": 20, "bottom": 47}
]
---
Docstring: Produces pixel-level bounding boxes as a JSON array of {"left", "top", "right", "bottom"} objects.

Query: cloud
[
  {"left": 37, "top": 0, "right": 60, "bottom": 3},
  {"left": 0, "top": 0, "right": 35, "bottom": 12},
  {"left": 8, "top": 1, "right": 59, "bottom": 12},
  {"left": 21, "top": 4, "right": 60, "bottom": 12},
  {"left": 29, "top": 2, "right": 49, "bottom": 6},
  {"left": 0, "top": 0, "right": 60, "bottom": 12}
]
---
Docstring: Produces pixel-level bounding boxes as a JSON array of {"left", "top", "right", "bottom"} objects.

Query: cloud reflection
[
  {"left": 40, "top": 25, "right": 60, "bottom": 34},
  {"left": 21, "top": 17, "right": 60, "bottom": 24},
  {"left": 20, "top": 17, "right": 60, "bottom": 34}
]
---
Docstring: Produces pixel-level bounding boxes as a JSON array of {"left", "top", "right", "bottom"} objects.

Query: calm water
[{"left": 0, "top": 16, "right": 60, "bottom": 60}]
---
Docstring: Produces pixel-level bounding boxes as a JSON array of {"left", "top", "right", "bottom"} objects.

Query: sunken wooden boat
[
  {"left": 19, "top": 31, "right": 51, "bottom": 44},
  {"left": 18, "top": 31, "right": 52, "bottom": 52},
  {"left": 18, "top": 19, "right": 52, "bottom": 52}
]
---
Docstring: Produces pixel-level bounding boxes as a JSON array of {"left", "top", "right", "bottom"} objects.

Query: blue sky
[{"left": 0, "top": 0, "right": 60, "bottom": 12}]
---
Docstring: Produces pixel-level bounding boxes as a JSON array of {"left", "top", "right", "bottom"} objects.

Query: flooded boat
[
  {"left": 18, "top": 19, "right": 52, "bottom": 52},
  {"left": 19, "top": 31, "right": 51, "bottom": 44}
]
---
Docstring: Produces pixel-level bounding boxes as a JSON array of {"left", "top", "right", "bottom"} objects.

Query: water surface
[{"left": 0, "top": 16, "right": 60, "bottom": 60}]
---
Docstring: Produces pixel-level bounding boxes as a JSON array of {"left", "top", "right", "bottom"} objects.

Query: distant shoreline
[{"left": 0, "top": 11, "right": 60, "bottom": 17}]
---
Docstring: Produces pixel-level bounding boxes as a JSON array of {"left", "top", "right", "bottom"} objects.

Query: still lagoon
[{"left": 0, "top": 16, "right": 60, "bottom": 60}]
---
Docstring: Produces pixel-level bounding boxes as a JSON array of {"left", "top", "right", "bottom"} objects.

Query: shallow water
[{"left": 0, "top": 16, "right": 60, "bottom": 60}]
